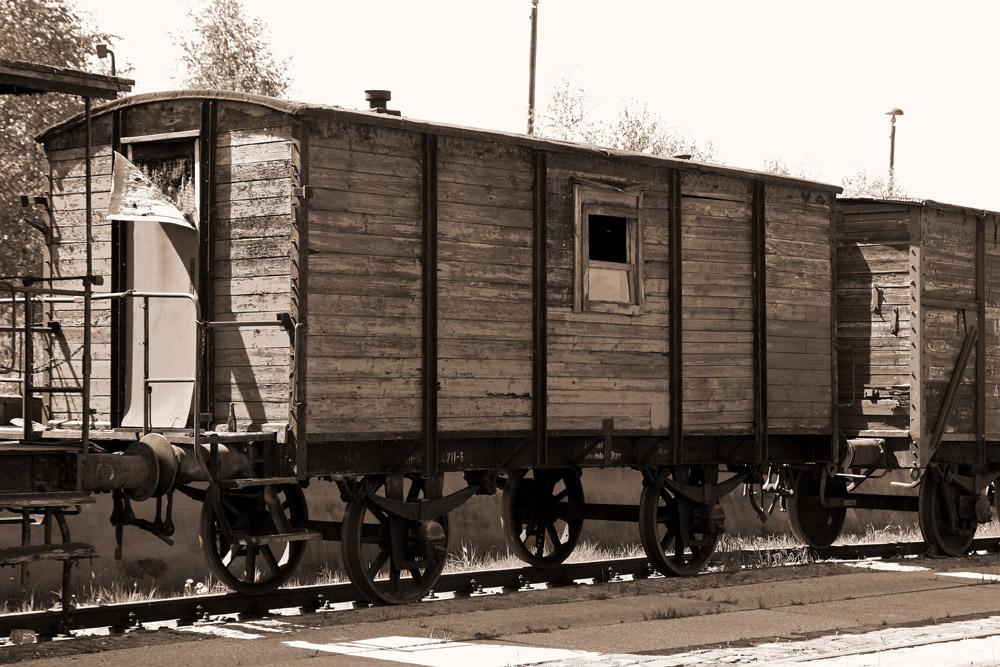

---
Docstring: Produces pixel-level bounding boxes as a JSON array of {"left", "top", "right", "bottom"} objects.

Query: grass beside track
[{"left": 3, "top": 521, "right": 999, "bottom": 615}]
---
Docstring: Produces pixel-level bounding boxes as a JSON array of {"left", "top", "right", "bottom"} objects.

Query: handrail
[
  {"left": 7, "top": 283, "right": 292, "bottom": 483},
  {"left": 0, "top": 278, "right": 95, "bottom": 445}
]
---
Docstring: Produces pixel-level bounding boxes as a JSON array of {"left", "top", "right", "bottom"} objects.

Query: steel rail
[{"left": 2, "top": 537, "right": 999, "bottom": 639}]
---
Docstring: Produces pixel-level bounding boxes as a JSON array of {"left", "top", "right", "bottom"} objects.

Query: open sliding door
[{"left": 115, "top": 139, "right": 199, "bottom": 428}]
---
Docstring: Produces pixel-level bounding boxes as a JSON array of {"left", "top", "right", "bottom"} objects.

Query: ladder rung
[{"left": 25, "top": 386, "right": 83, "bottom": 394}]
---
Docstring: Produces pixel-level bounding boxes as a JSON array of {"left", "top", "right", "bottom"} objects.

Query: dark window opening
[
  {"left": 129, "top": 141, "right": 197, "bottom": 219},
  {"left": 588, "top": 214, "right": 628, "bottom": 263}
]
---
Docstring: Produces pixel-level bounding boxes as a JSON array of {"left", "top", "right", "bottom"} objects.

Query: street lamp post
[
  {"left": 527, "top": 0, "right": 539, "bottom": 134},
  {"left": 886, "top": 107, "right": 903, "bottom": 195}
]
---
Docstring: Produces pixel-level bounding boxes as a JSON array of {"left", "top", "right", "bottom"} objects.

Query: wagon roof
[
  {"left": 39, "top": 89, "right": 841, "bottom": 193},
  {"left": 0, "top": 58, "right": 133, "bottom": 99},
  {"left": 838, "top": 196, "right": 1000, "bottom": 218}
]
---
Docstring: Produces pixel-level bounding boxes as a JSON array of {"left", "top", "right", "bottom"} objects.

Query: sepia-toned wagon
[{"left": 9, "top": 80, "right": 945, "bottom": 606}]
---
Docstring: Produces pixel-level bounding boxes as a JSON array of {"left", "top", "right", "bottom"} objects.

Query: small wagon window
[{"left": 574, "top": 184, "right": 643, "bottom": 314}]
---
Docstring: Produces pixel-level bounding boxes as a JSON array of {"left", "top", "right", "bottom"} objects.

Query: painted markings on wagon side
[{"left": 283, "top": 635, "right": 611, "bottom": 666}]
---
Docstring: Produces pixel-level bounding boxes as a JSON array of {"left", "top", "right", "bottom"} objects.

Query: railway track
[{"left": 3, "top": 537, "right": 999, "bottom": 640}]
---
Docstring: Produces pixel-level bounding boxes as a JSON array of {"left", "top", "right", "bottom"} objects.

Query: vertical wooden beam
[
  {"left": 422, "top": 133, "right": 439, "bottom": 479},
  {"left": 668, "top": 168, "right": 683, "bottom": 465},
  {"left": 829, "top": 203, "right": 840, "bottom": 463},
  {"left": 198, "top": 100, "right": 217, "bottom": 425},
  {"left": 909, "top": 207, "right": 924, "bottom": 460},
  {"left": 291, "top": 119, "right": 310, "bottom": 479},
  {"left": 532, "top": 150, "right": 548, "bottom": 467},
  {"left": 752, "top": 181, "right": 768, "bottom": 463},
  {"left": 977, "top": 212, "right": 986, "bottom": 464},
  {"left": 22, "top": 294, "right": 32, "bottom": 443},
  {"left": 81, "top": 97, "right": 92, "bottom": 453}
]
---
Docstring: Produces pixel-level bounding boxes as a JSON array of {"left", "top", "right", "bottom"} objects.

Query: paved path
[{"left": 6, "top": 552, "right": 1000, "bottom": 665}]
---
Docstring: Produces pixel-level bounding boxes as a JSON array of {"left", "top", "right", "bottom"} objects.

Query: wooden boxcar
[
  {"left": 835, "top": 198, "right": 1000, "bottom": 555},
  {"left": 9, "top": 90, "right": 842, "bottom": 602}
]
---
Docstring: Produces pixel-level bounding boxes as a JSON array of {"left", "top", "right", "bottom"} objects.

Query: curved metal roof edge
[
  {"left": 38, "top": 89, "right": 842, "bottom": 193},
  {"left": 36, "top": 89, "right": 312, "bottom": 142},
  {"left": 838, "top": 196, "right": 1000, "bottom": 218}
]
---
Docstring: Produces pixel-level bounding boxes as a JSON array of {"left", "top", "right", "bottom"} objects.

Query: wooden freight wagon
[
  {"left": 835, "top": 198, "right": 1000, "bottom": 555},
  {"left": 17, "top": 90, "right": 840, "bottom": 602}
]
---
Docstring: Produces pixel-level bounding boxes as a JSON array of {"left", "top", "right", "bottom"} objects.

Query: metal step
[
  {"left": 0, "top": 492, "right": 95, "bottom": 509},
  {"left": 0, "top": 542, "right": 98, "bottom": 566},
  {"left": 218, "top": 477, "right": 299, "bottom": 489},
  {"left": 231, "top": 529, "right": 324, "bottom": 547}
]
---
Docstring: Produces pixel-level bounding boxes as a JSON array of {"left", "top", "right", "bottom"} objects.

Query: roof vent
[
  {"left": 673, "top": 154, "right": 693, "bottom": 160},
  {"left": 365, "top": 90, "right": 401, "bottom": 116}
]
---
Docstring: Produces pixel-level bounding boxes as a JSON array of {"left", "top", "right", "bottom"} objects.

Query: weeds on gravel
[
  {"left": 444, "top": 541, "right": 644, "bottom": 574},
  {"left": 643, "top": 607, "right": 700, "bottom": 621},
  {"left": 6, "top": 519, "right": 996, "bottom": 616}
]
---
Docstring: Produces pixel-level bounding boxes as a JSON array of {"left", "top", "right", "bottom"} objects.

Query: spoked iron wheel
[
  {"left": 341, "top": 475, "right": 449, "bottom": 605},
  {"left": 639, "top": 466, "right": 723, "bottom": 576},
  {"left": 199, "top": 484, "right": 309, "bottom": 595},
  {"left": 787, "top": 468, "right": 847, "bottom": 548},
  {"left": 502, "top": 468, "right": 584, "bottom": 568},
  {"left": 919, "top": 468, "right": 976, "bottom": 557}
]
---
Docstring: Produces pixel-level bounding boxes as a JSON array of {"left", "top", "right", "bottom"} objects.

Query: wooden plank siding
[
  {"left": 435, "top": 135, "right": 533, "bottom": 432},
  {"left": 836, "top": 200, "right": 1000, "bottom": 458},
  {"left": 834, "top": 205, "right": 912, "bottom": 436},
  {"left": 303, "top": 120, "right": 424, "bottom": 437},
  {"left": 986, "top": 213, "right": 1000, "bottom": 437},
  {"left": 920, "top": 207, "right": 980, "bottom": 439},
  {"left": 545, "top": 152, "right": 670, "bottom": 433},
  {"left": 209, "top": 108, "right": 295, "bottom": 427},
  {"left": 40, "top": 99, "right": 296, "bottom": 429},
  {"left": 764, "top": 185, "right": 835, "bottom": 433},
  {"left": 37, "top": 92, "right": 842, "bottom": 458},
  {"left": 679, "top": 172, "right": 753, "bottom": 434},
  {"left": 43, "top": 126, "right": 115, "bottom": 423}
]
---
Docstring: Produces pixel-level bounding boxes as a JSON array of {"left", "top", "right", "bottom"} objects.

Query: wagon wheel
[
  {"left": 342, "top": 475, "right": 449, "bottom": 605},
  {"left": 639, "top": 466, "right": 722, "bottom": 576},
  {"left": 199, "top": 484, "right": 308, "bottom": 595},
  {"left": 502, "top": 468, "right": 584, "bottom": 568},
  {"left": 919, "top": 468, "right": 976, "bottom": 557},
  {"left": 787, "top": 468, "right": 847, "bottom": 548}
]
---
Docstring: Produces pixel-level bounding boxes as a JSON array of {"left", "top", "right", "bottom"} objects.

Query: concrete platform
[{"left": 5, "top": 551, "right": 1000, "bottom": 665}]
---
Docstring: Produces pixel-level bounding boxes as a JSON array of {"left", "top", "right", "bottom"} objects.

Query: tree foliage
[
  {"left": 840, "top": 169, "right": 907, "bottom": 199},
  {"left": 535, "top": 78, "right": 717, "bottom": 162},
  {"left": 0, "top": 0, "right": 114, "bottom": 276},
  {"left": 761, "top": 157, "right": 813, "bottom": 180},
  {"left": 175, "top": 0, "right": 291, "bottom": 97}
]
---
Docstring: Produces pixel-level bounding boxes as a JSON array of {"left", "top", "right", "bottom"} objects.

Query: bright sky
[{"left": 75, "top": 0, "right": 1000, "bottom": 211}]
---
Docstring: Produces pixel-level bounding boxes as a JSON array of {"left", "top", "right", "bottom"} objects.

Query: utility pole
[
  {"left": 886, "top": 107, "right": 903, "bottom": 196},
  {"left": 527, "top": 0, "right": 539, "bottom": 134}
]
